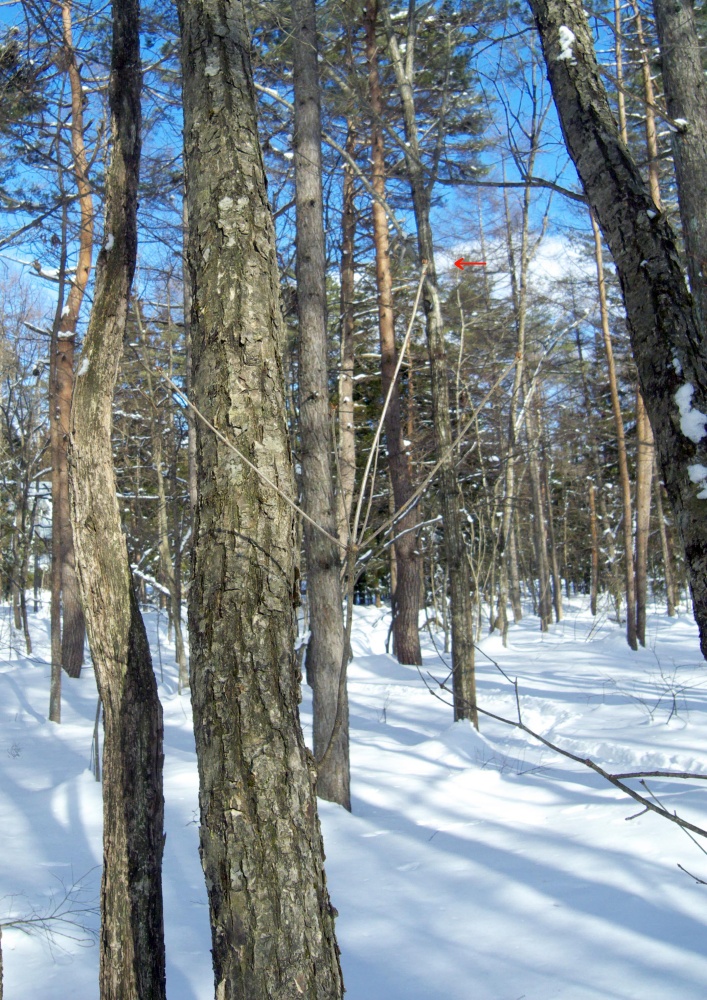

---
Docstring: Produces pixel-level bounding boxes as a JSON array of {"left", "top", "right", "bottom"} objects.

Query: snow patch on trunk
[{"left": 675, "top": 383, "right": 707, "bottom": 442}]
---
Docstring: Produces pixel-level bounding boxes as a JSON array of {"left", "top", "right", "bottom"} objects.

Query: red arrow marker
[{"left": 454, "top": 258, "right": 487, "bottom": 269}]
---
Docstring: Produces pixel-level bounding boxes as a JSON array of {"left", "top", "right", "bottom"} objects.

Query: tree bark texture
[
  {"left": 177, "top": 1, "right": 344, "bottom": 996},
  {"left": 68, "top": 1, "right": 166, "bottom": 996},
  {"left": 365, "top": 0, "right": 422, "bottom": 667},
  {"left": 652, "top": 0, "right": 707, "bottom": 334},
  {"left": 57, "top": 0, "right": 93, "bottom": 678},
  {"left": 380, "top": 0, "right": 477, "bottom": 720},
  {"left": 292, "top": 0, "right": 350, "bottom": 809},
  {"left": 529, "top": 0, "right": 707, "bottom": 657}
]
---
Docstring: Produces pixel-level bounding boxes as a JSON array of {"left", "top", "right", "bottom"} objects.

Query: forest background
[{"left": 1, "top": 0, "right": 706, "bottom": 995}]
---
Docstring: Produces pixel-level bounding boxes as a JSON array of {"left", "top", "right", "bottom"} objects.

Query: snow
[
  {"left": 2, "top": 598, "right": 707, "bottom": 999},
  {"left": 674, "top": 383, "right": 707, "bottom": 443},
  {"left": 204, "top": 55, "right": 219, "bottom": 77},
  {"left": 557, "top": 25, "right": 577, "bottom": 63},
  {"left": 104, "top": 234, "right": 114, "bottom": 252},
  {"left": 673, "top": 356, "right": 683, "bottom": 375},
  {"left": 687, "top": 463, "right": 707, "bottom": 498},
  {"left": 77, "top": 358, "right": 89, "bottom": 377},
  {"left": 61, "top": 304, "right": 70, "bottom": 319}
]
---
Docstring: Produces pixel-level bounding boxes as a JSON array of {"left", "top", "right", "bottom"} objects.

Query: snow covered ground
[{"left": 1, "top": 596, "right": 707, "bottom": 999}]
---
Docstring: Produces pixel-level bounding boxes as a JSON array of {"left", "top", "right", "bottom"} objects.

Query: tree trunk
[
  {"left": 635, "top": 388, "right": 654, "bottom": 644},
  {"left": 529, "top": 0, "right": 707, "bottom": 657},
  {"left": 590, "top": 211, "right": 637, "bottom": 650},
  {"left": 589, "top": 482, "right": 599, "bottom": 615},
  {"left": 654, "top": 471, "right": 678, "bottom": 616},
  {"left": 338, "top": 122, "right": 357, "bottom": 550},
  {"left": 539, "top": 413, "right": 563, "bottom": 622},
  {"left": 182, "top": 197, "right": 198, "bottom": 518},
  {"left": 49, "top": 206, "right": 69, "bottom": 724},
  {"left": 365, "top": 0, "right": 423, "bottom": 667},
  {"left": 652, "top": 0, "right": 707, "bottom": 334},
  {"left": 68, "top": 1, "right": 166, "bottom": 995},
  {"left": 292, "top": 0, "right": 350, "bottom": 809},
  {"left": 525, "top": 399, "right": 552, "bottom": 630},
  {"left": 177, "top": 0, "right": 344, "bottom": 995},
  {"left": 57, "top": 0, "right": 93, "bottom": 678},
  {"left": 380, "top": 0, "right": 477, "bottom": 722}
]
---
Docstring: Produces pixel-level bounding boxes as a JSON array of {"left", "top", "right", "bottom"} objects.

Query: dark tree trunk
[
  {"left": 68, "top": 1, "right": 166, "bottom": 996},
  {"left": 292, "top": 0, "right": 350, "bottom": 809},
  {"left": 177, "top": 0, "right": 344, "bottom": 996},
  {"left": 365, "top": 0, "right": 422, "bottom": 667},
  {"left": 529, "top": 0, "right": 707, "bottom": 657}
]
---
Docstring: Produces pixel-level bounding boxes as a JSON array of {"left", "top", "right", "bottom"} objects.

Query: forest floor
[{"left": 1, "top": 595, "right": 706, "bottom": 999}]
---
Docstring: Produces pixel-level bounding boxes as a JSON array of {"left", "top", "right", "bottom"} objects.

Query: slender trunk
[
  {"left": 631, "top": 0, "right": 660, "bottom": 645},
  {"left": 508, "top": 519, "right": 523, "bottom": 622},
  {"left": 365, "top": 0, "right": 422, "bottom": 666},
  {"left": 539, "top": 413, "right": 562, "bottom": 622},
  {"left": 529, "top": 0, "right": 707, "bottom": 658},
  {"left": 137, "top": 303, "right": 188, "bottom": 691},
  {"left": 154, "top": 390, "right": 188, "bottom": 690},
  {"left": 591, "top": 211, "right": 637, "bottom": 650},
  {"left": 338, "top": 123, "right": 357, "bottom": 549},
  {"left": 635, "top": 388, "right": 653, "bottom": 644},
  {"left": 380, "top": 0, "right": 476, "bottom": 722},
  {"left": 292, "top": 0, "right": 350, "bottom": 808},
  {"left": 177, "top": 1, "right": 344, "bottom": 995},
  {"left": 525, "top": 400, "right": 552, "bottom": 629},
  {"left": 49, "top": 206, "right": 69, "bottom": 723},
  {"left": 69, "top": 2, "right": 166, "bottom": 995},
  {"left": 614, "top": 0, "right": 627, "bottom": 145},
  {"left": 589, "top": 482, "right": 599, "bottom": 615},
  {"left": 182, "top": 197, "right": 197, "bottom": 518},
  {"left": 58, "top": 0, "right": 93, "bottom": 678},
  {"left": 654, "top": 472, "right": 677, "bottom": 616}
]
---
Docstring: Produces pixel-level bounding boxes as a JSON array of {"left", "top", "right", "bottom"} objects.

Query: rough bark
[
  {"left": 652, "top": 0, "right": 707, "bottom": 334},
  {"left": 68, "top": 1, "right": 166, "bottom": 996},
  {"left": 380, "top": 0, "right": 477, "bottom": 721},
  {"left": 292, "top": 0, "right": 350, "bottom": 809},
  {"left": 177, "top": 0, "right": 344, "bottom": 995},
  {"left": 57, "top": 0, "right": 92, "bottom": 678},
  {"left": 529, "top": 0, "right": 707, "bottom": 656},
  {"left": 183, "top": 197, "right": 198, "bottom": 517},
  {"left": 365, "top": 0, "right": 422, "bottom": 667}
]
